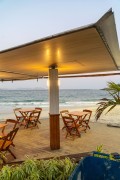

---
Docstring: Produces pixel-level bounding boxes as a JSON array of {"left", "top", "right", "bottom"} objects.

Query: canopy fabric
[{"left": 0, "top": 9, "right": 120, "bottom": 81}]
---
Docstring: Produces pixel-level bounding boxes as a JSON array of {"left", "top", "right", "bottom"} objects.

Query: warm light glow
[
  {"left": 57, "top": 49, "right": 61, "bottom": 60},
  {"left": 46, "top": 49, "right": 50, "bottom": 56},
  {"left": 58, "top": 79, "right": 60, "bottom": 86},
  {"left": 47, "top": 79, "right": 50, "bottom": 87},
  {"left": 47, "top": 79, "right": 60, "bottom": 87},
  {"left": 57, "top": 49, "right": 60, "bottom": 55},
  {"left": 45, "top": 48, "right": 51, "bottom": 62}
]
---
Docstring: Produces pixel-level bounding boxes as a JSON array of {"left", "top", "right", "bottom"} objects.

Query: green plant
[
  {"left": 95, "top": 82, "right": 120, "bottom": 120},
  {"left": 95, "top": 145, "right": 120, "bottom": 162},
  {"left": 0, "top": 165, "right": 12, "bottom": 180},
  {"left": 0, "top": 157, "right": 77, "bottom": 180},
  {"left": 0, "top": 152, "right": 7, "bottom": 166},
  {"left": 96, "top": 144, "right": 103, "bottom": 153}
]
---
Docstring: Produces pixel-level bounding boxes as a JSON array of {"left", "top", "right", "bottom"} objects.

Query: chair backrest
[
  {"left": 29, "top": 110, "right": 41, "bottom": 122},
  {"left": 14, "top": 108, "right": 23, "bottom": 121},
  {"left": 60, "top": 110, "right": 69, "bottom": 119},
  {"left": 0, "top": 127, "right": 19, "bottom": 150},
  {"left": 35, "top": 107, "right": 42, "bottom": 119},
  {"left": 7, "top": 127, "right": 19, "bottom": 142},
  {"left": 35, "top": 107, "right": 42, "bottom": 111},
  {"left": 62, "top": 116, "right": 78, "bottom": 136},
  {"left": 62, "top": 116, "right": 74, "bottom": 127},
  {"left": 2, "top": 119, "right": 18, "bottom": 135},
  {"left": 83, "top": 109, "right": 92, "bottom": 122}
]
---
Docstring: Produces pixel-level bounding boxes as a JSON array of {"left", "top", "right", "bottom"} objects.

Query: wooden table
[
  {"left": 18, "top": 108, "right": 41, "bottom": 128},
  {"left": 19, "top": 108, "right": 35, "bottom": 113},
  {"left": 17, "top": 108, "right": 36, "bottom": 128},
  {"left": 67, "top": 111, "right": 90, "bottom": 133},
  {"left": 68, "top": 111, "right": 89, "bottom": 123},
  {"left": 68, "top": 111, "right": 89, "bottom": 116},
  {"left": 19, "top": 108, "right": 36, "bottom": 117}
]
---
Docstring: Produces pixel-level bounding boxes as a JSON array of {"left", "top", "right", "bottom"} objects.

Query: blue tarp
[{"left": 69, "top": 154, "right": 120, "bottom": 180}]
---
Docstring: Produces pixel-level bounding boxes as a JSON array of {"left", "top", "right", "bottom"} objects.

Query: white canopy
[{"left": 0, "top": 9, "right": 119, "bottom": 81}]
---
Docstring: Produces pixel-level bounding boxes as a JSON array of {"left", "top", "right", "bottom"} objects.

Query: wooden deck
[{"left": 3, "top": 119, "right": 120, "bottom": 163}]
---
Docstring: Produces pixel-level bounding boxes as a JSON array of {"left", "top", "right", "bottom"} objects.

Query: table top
[
  {"left": 19, "top": 108, "right": 36, "bottom": 113},
  {"left": 68, "top": 111, "right": 89, "bottom": 117},
  {"left": 0, "top": 123, "right": 7, "bottom": 129}
]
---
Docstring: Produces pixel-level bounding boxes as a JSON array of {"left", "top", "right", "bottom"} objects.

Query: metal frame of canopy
[{"left": 0, "top": 9, "right": 120, "bottom": 149}]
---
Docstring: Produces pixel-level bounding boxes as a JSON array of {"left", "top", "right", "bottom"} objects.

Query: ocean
[{"left": 0, "top": 89, "right": 111, "bottom": 121}]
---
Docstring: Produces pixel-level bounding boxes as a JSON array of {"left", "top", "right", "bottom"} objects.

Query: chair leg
[
  {"left": 11, "top": 143, "right": 15, "bottom": 147},
  {"left": 8, "top": 149, "right": 16, "bottom": 159},
  {"left": 85, "top": 123, "right": 90, "bottom": 130},
  {"left": 32, "top": 121, "right": 39, "bottom": 128},
  {"left": 38, "top": 120, "right": 41, "bottom": 124},
  {"left": 35, "top": 121, "right": 38, "bottom": 127},
  {"left": 62, "top": 126, "right": 66, "bottom": 130},
  {"left": 75, "top": 128, "right": 81, "bottom": 137},
  {"left": 35, "top": 123, "right": 39, "bottom": 129},
  {"left": 65, "top": 132, "right": 68, "bottom": 138},
  {"left": 87, "top": 125, "right": 90, "bottom": 129}
]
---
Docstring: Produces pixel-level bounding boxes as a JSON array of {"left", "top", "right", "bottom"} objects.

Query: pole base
[{"left": 49, "top": 114, "right": 60, "bottom": 150}]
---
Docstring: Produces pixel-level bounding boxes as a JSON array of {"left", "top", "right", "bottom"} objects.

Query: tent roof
[{"left": 0, "top": 9, "right": 120, "bottom": 81}]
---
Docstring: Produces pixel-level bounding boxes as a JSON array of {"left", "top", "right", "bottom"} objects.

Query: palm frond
[
  {"left": 95, "top": 82, "right": 120, "bottom": 121},
  {"left": 106, "top": 105, "right": 116, "bottom": 114},
  {"left": 106, "top": 82, "right": 120, "bottom": 95}
]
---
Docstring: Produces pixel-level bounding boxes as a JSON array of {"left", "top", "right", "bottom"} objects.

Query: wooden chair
[
  {"left": 1, "top": 119, "right": 18, "bottom": 140},
  {"left": 14, "top": 108, "right": 24, "bottom": 123},
  {"left": 60, "top": 110, "right": 70, "bottom": 130},
  {"left": 62, "top": 116, "right": 81, "bottom": 139},
  {"left": 25, "top": 110, "right": 41, "bottom": 128},
  {"left": 0, "top": 127, "right": 19, "bottom": 161},
  {"left": 35, "top": 107, "right": 42, "bottom": 124},
  {"left": 82, "top": 109, "right": 92, "bottom": 131}
]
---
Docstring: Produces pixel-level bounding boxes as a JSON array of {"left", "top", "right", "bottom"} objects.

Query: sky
[{"left": 0, "top": 0, "right": 120, "bottom": 89}]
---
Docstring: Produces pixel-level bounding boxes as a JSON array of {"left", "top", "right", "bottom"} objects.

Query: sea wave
[
  {"left": 0, "top": 100, "right": 99, "bottom": 108},
  {"left": 0, "top": 102, "right": 49, "bottom": 107},
  {"left": 65, "top": 101, "right": 99, "bottom": 107}
]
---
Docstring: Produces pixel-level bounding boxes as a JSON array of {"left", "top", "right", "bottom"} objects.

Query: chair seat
[
  {"left": 29, "top": 117, "right": 37, "bottom": 121},
  {"left": 0, "top": 139, "right": 12, "bottom": 150},
  {"left": 72, "top": 124, "right": 80, "bottom": 128}
]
